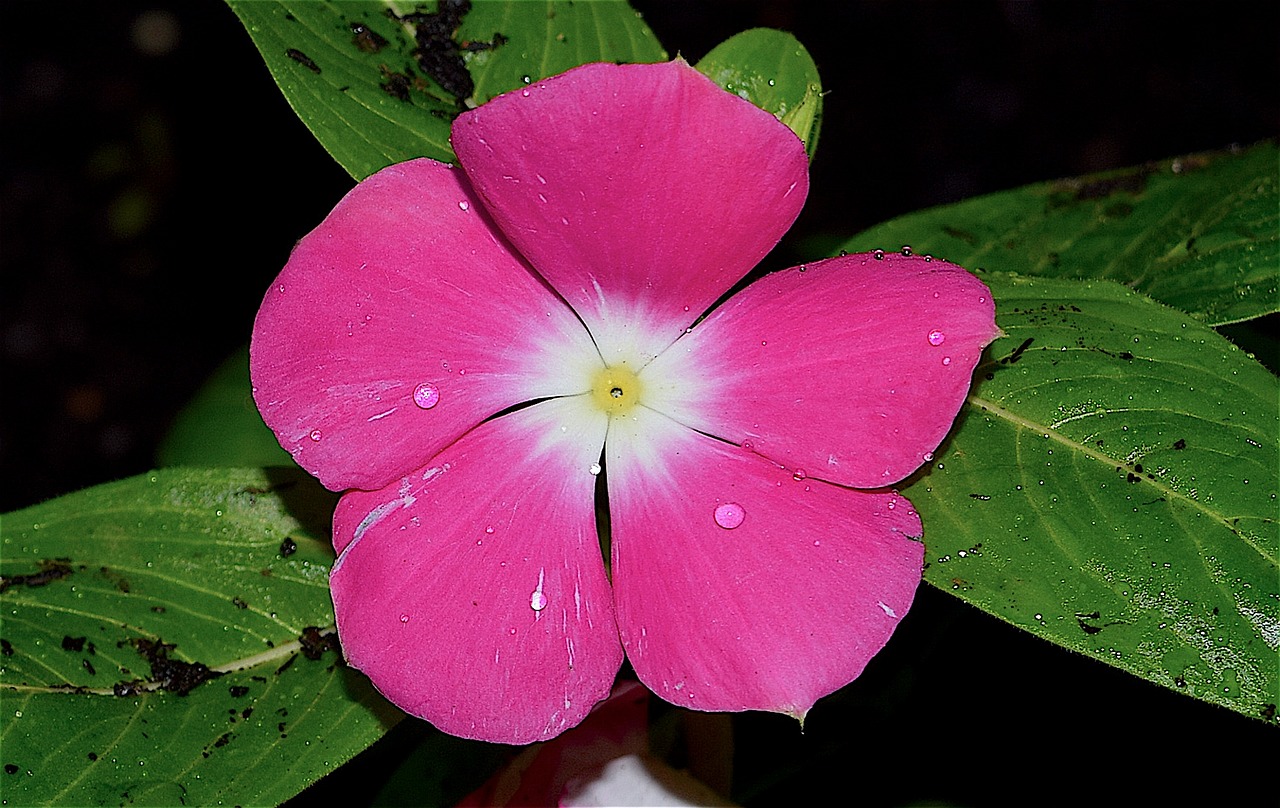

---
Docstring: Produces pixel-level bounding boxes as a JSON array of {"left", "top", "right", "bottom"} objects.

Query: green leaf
[
  {"left": 896, "top": 273, "right": 1278, "bottom": 722},
  {"left": 158, "top": 346, "right": 295, "bottom": 468},
  {"left": 845, "top": 142, "right": 1279, "bottom": 326},
  {"left": 696, "top": 28, "right": 823, "bottom": 159},
  {"left": 460, "top": 0, "right": 668, "bottom": 106},
  {"left": 228, "top": 0, "right": 667, "bottom": 181},
  {"left": 0, "top": 468, "right": 403, "bottom": 805}
]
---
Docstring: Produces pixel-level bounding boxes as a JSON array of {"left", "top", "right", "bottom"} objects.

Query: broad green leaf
[
  {"left": 845, "top": 142, "right": 1279, "bottom": 326},
  {"left": 0, "top": 468, "right": 404, "bottom": 805},
  {"left": 158, "top": 346, "right": 295, "bottom": 468},
  {"left": 695, "top": 28, "right": 823, "bottom": 159},
  {"left": 228, "top": 0, "right": 667, "bottom": 180},
  {"left": 893, "top": 273, "right": 1278, "bottom": 722},
  {"left": 459, "top": 0, "right": 667, "bottom": 105}
]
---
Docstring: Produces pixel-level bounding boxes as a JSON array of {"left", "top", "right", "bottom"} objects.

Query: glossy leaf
[
  {"left": 227, "top": 0, "right": 666, "bottom": 180},
  {"left": 0, "top": 468, "right": 405, "bottom": 806},
  {"left": 846, "top": 142, "right": 1279, "bottom": 326},
  {"left": 889, "top": 272, "right": 1278, "bottom": 722},
  {"left": 696, "top": 28, "right": 823, "bottom": 158},
  {"left": 460, "top": 0, "right": 667, "bottom": 105},
  {"left": 157, "top": 346, "right": 295, "bottom": 468}
]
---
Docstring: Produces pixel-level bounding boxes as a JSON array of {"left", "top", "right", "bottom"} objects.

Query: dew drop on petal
[
  {"left": 714, "top": 502, "right": 745, "bottom": 530},
  {"left": 792, "top": 469, "right": 807, "bottom": 481},
  {"left": 399, "top": 614, "right": 410, "bottom": 623},
  {"left": 413, "top": 383, "right": 440, "bottom": 409},
  {"left": 928, "top": 330, "right": 946, "bottom": 346},
  {"left": 923, "top": 451, "right": 934, "bottom": 462},
  {"left": 458, "top": 201, "right": 469, "bottom": 211},
  {"left": 589, "top": 462, "right": 602, "bottom": 476},
  {"left": 942, "top": 356, "right": 952, "bottom": 366},
  {"left": 901, "top": 245, "right": 913, "bottom": 257},
  {"left": 873, "top": 249, "right": 885, "bottom": 260},
  {"left": 530, "top": 591, "right": 548, "bottom": 611},
  {"left": 308, "top": 429, "right": 322, "bottom": 442},
  {"left": 484, "top": 525, "right": 494, "bottom": 534}
]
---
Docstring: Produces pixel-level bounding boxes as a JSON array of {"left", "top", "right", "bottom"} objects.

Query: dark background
[{"left": 2, "top": 1, "right": 1276, "bottom": 805}]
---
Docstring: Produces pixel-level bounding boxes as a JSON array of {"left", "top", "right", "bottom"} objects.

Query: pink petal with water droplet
[
  {"left": 330, "top": 398, "right": 620, "bottom": 744},
  {"left": 250, "top": 159, "right": 599, "bottom": 492},
  {"left": 605, "top": 409, "right": 924, "bottom": 718},
  {"left": 452, "top": 60, "right": 808, "bottom": 361},
  {"left": 643, "top": 252, "right": 999, "bottom": 488}
]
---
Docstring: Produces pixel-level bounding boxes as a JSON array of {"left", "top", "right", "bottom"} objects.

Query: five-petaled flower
[{"left": 251, "top": 59, "right": 998, "bottom": 744}]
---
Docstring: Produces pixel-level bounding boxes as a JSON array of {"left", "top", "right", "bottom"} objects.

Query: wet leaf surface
[
  {"left": 877, "top": 272, "right": 1279, "bottom": 722},
  {"left": 847, "top": 142, "right": 1279, "bottom": 326},
  {"left": 0, "top": 468, "right": 404, "bottom": 805},
  {"left": 695, "top": 28, "right": 822, "bottom": 159}
]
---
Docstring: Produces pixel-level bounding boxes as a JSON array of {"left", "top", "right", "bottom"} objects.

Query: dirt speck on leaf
[{"left": 0, "top": 558, "right": 75, "bottom": 593}]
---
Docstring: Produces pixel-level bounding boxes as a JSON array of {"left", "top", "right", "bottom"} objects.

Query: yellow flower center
[{"left": 591, "top": 364, "right": 643, "bottom": 415}]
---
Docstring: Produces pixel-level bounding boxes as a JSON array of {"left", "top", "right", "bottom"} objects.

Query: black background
[{"left": 2, "top": 2, "right": 1276, "bottom": 805}]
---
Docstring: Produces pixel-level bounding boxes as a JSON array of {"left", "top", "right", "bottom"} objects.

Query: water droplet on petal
[
  {"left": 873, "top": 249, "right": 885, "bottom": 260},
  {"left": 484, "top": 525, "right": 494, "bottom": 534},
  {"left": 399, "top": 614, "right": 410, "bottom": 623},
  {"left": 589, "top": 462, "right": 602, "bottom": 476},
  {"left": 928, "top": 330, "right": 946, "bottom": 346},
  {"left": 923, "top": 452, "right": 934, "bottom": 462},
  {"left": 458, "top": 201, "right": 469, "bottom": 211},
  {"left": 413, "top": 383, "right": 440, "bottom": 409},
  {"left": 942, "top": 356, "right": 952, "bottom": 366},
  {"left": 792, "top": 469, "right": 807, "bottom": 481},
  {"left": 530, "top": 591, "right": 547, "bottom": 611},
  {"left": 901, "top": 245, "right": 913, "bottom": 256},
  {"left": 714, "top": 502, "right": 745, "bottom": 530},
  {"left": 521, "top": 89, "right": 530, "bottom": 97},
  {"left": 308, "top": 429, "right": 322, "bottom": 442}
]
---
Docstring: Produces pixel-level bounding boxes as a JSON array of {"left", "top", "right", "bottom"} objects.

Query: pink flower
[{"left": 251, "top": 60, "right": 998, "bottom": 744}]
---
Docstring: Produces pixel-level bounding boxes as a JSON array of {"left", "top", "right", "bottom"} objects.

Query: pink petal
[
  {"left": 642, "top": 252, "right": 999, "bottom": 488},
  {"left": 605, "top": 408, "right": 924, "bottom": 718},
  {"left": 452, "top": 60, "right": 808, "bottom": 363},
  {"left": 250, "top": 158, "right": 599, "bottom": 492},
  {"left": 329, "top": 398, "right": 622, "bottom": 744}
]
